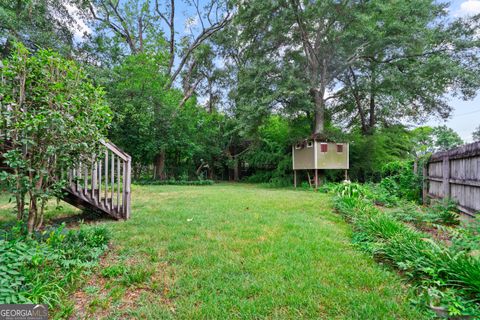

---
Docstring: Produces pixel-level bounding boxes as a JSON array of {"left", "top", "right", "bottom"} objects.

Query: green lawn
[{"left": 0, "top": 184, "right": 425, "bottom": 319}]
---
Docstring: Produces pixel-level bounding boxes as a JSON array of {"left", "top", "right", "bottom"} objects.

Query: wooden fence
[{"left": 425, "top": 141, "right": 480, "bottom": 216}]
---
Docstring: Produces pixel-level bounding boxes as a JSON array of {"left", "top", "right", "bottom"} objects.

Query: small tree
[
  {"left": 0, "top": 43, "right": 111, "bottom": 233},
  {"left": 473, "top": 125, "right": 480, "bottom": 142},
  {"left": 433, "top": 125, "right": 463, "bottom": 152}
]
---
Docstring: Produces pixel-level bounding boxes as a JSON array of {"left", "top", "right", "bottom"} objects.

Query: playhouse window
[
  {"left": 295, "top": 143, "right": 302, "bottom": 150},
  {"left": 320, "top": 143, "right": 328, "bottom": 152},
  {"left": 307, "top": 141, "right": 313, "bottom": 148},
  {"left": 336, "top": 144, "right": 343, "bottom": 153}
]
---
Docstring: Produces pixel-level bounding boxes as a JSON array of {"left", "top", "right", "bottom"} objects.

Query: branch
[
  {"left": 155, "top": 0, "right": 175, "bottom": 75},
  {"left": 289, "top": 0, "right": 319, "bottom": 70},
  {"left": 179, "top": 78, "right": 202, "bottom": 108},
  {"left": 165, "top": 10, "right": 232, "bottom": 89}
]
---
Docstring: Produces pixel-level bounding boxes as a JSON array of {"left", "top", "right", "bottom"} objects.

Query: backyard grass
[{"left": 0, "top": 184, "right": 426, "bottom": 319}]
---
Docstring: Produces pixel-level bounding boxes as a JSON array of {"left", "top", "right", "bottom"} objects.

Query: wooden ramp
[{"left": 64, "top": 141, "right": 132, "bottom": 220}]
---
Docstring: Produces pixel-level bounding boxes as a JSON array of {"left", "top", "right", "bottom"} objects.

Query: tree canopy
[{"left": 1, "top": 0, "right": 478, "bottom": 185}]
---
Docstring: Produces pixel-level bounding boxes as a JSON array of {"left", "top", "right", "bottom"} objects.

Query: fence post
[
  {"left": 442, "top": 155, "right": 450, "bottom": 199},
  {"left": 422, "top": 160, "right": 428, "bottom": 204}
]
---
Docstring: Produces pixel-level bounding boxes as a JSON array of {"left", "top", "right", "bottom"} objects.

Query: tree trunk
[
  {"left": 34, "top": 200, "right": 46, "bottom": 230},
  {"left": 368, "top": 66, "right": 376, "bottom": 134},
  {"left": 368, "top": 92, "right": 375, "bottom": 132},
  {"left": 313, "top": 89, "right": 324, "bottom": 135},
  {"left": 15, "top": 193, "right": 25, "bottom": 220},
  {"left": 233, "top": 157, "right": 239, "bottom": 181},
  {"left": 27, "top": 195, "right": 37, "bottom": 234},
  {"left": 154, "top": 150, "right": 166, "bottom": 180}
]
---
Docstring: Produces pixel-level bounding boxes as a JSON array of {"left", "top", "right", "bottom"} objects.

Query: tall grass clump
[{"left": 333, "top": 183, "right": 480, "bottom": 317}]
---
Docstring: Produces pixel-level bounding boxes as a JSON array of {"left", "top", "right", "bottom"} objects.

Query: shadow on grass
[
  {"left": 48, "top": 209, "right": 116, "bottom": 228},
  {"left": 0, "top": 209, "right": 116, "bottom": 236}
]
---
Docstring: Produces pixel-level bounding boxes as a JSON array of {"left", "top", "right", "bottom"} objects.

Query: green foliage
[
  {"left": 106, "top": 52, "right": 227, "bottom": 180},
  {"left": 243, "top": 116, "right": 294, "bottom": 185},
  {"left": 333, "top": 194, "right": 480, "bottom": 316},
  {"left": 380, "top": 161, "right": 422, "bottom": 203},
  {"left": 101, "top": 265, "right": 127, "bottom": 279},
  {"left": 334, "top": 183, "right": 366, "bottom": 199},
  {"left": 450, "top": 217, "right": 480, "bottom": 253},
  {"left": 427, "top": 199, "right": 460, "bottom": 226},
  {"left": 348, "top": 126, "right": 412, "bottom": 182},
  {"left": 473, "top": 125, "right": 480, "bottom": 142},
  {"left": 0, "top": 43, "right": 111, "bottom": 232},
  {"left": 0, "top": 224, "right": 109, "bottom": 307},
  {"left": 0, "top": 0, "right": 77, "bottom": 57},
  {"left": 433, "top": 125, "right": 464, "bottom": 152},
  {"left": 107, "top": 52, "right": 171, "bottom": 167}
]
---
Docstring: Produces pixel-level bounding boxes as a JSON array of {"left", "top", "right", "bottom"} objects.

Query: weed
[
  {"left": 101, "top": 265, "right": 127, "bottom": 278},
  {"left": 120, "top": 266, "right": 153, "bottom": 286},
  {"left": 427, "top": 199, "right": 460, "bottom": 226}
]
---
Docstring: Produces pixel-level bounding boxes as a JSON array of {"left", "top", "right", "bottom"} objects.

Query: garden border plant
[
  {"left": 0, "top": 223, "right": 110, "bottom": 309},
  {"left": 332, "top": 182, "right": 480, "bottom": 317}
]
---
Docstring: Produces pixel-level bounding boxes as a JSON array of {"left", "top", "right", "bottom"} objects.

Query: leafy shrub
[
  {"left": 380, "top": 161, "right": 422, "bottom": 203},
  {"left": 316, "top": 182, "right": 338, "bottom": 193},
  {"left": 0, "top": 223, "right": 109, "bottom": 307},
  {"left": 450, "top": 217, "right": 480, "bottom": 253},
  {"left": 427, "top": 199, "right": 460, "bottom": 226},
  {"left": 389, "top": 203, "right": 430, "bottom": 228},
  {"left": 364, "top": 183, "right": 400, "bottom": 207},
  {"left": 135, "top": 179, "right": 214, "bottom": 186}
]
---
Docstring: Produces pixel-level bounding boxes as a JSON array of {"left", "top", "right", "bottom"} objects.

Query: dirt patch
[{"left": 70, "top": 246, "right": 176, "bottom": 319}]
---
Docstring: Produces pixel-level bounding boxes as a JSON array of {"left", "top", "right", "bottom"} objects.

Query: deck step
[
  {"left": 64, "top": 141, "right": 131, "bottom": 219},
  {"left": 1, "top": 140, "right": 131, "bottom": 220}
]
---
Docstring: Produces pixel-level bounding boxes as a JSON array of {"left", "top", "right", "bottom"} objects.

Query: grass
[{"left": 0, "top": 184, "right": 426, "bottom": 319}]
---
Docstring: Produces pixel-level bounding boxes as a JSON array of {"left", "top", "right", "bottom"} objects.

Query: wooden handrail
[{"left": 66, "top": 141, "right": 131, "bottom": 219}]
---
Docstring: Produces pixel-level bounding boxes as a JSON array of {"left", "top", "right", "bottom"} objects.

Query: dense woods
[{"left": 1, "top": 0, "right": 479, "bottom": 184}]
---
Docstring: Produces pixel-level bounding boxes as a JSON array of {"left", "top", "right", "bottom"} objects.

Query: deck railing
[{"left": 67, "top": 141, "right": 131, "bottom": 219}]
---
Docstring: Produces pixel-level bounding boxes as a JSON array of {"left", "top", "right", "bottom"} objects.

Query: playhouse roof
[{"left": 294, "top": 133, "right": 342, "bottom": 145}]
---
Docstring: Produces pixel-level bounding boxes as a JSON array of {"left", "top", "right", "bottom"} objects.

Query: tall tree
[
  {"left": 228, "top": 0, "right": 480, "bottom": 138},
  {"left": 0, "top": 0, "right": 78, "bottom": 57},
  {"left": 80, "top": 0, "right": 232, "bottom": 178},
  {"left": 81, "top": 0, "right": 232, "bottom": 93},
  {"left": 433, "top": 125, "right": 463, "bottom": 151},
  {"left": 333, "top": 1, "right": 480, "bottom": 134},
  {"left": 232, "top": 0, "right": 367, "bottom": 135}
]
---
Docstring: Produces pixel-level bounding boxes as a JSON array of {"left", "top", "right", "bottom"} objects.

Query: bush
[
  {"left": 333, "top": 182, "right": 367, "bottom": 198},
  {"left": 0, "top": 43, "right": 111, "bottom": 233},
  {"left": 380, "top": 161, "right": 422, "bottom": 203},
  {"left": 0, "top": 224, "right": 109, "bottom": 307}
]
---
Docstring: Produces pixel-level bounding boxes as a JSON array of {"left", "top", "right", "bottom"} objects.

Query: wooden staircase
[{"left": 63, "top": 141, "right": 132, "bottom": 220}]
